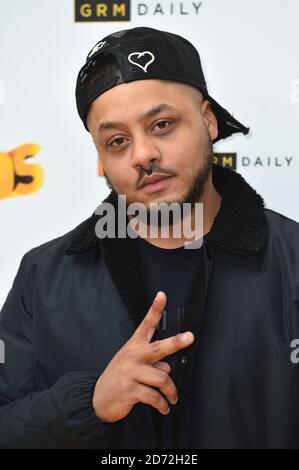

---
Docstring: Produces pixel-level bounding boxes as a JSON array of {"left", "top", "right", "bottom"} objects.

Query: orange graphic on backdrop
[
  {"left": 0, "top": 144, "right": 43, "bottom": 199},
  {"left": 98, "top": 159, "right": 104, "bottom": 176}
]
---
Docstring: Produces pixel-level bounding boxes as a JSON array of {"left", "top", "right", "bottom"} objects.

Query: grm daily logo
[
  {"left": 213, "top": 152, "right": 294, "bottom": 170},
  {"left": 75, "top": 0, "right": 130, "bottom": 21},
  {"left": 75, "top": 1, "right": 203, "bottom": 22}
]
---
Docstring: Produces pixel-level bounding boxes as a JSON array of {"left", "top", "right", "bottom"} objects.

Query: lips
[
  {"left": 139, "top": 174, "right": 175, "bottom": 195},
  {"left": 139, "top": 174, "right": 173, "bottom": 189}
]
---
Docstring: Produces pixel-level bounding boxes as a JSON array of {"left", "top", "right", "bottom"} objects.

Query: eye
[
  {"left": 107, "top": 137, "right": 127, "bottom": 149},
  {"left": 153, "top": 120, "right": 172, "bottom": 131}
]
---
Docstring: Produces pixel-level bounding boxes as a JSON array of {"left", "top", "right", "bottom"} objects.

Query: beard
[{"left": 103, "top": 132, "right": 214, "bottom": 229}]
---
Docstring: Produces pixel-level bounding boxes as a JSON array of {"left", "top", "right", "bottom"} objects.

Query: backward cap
[{"left": 75, "top": 26, "right": 249, "bottom": 143}]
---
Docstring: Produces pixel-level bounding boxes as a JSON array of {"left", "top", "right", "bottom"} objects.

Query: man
[{"left": 0, "top": 26, "right": 299, "bottom": 449}]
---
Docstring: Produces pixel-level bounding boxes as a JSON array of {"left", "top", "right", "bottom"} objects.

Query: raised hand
[{"left": 92, "top": 291, "right": 194, "bottom": 423}]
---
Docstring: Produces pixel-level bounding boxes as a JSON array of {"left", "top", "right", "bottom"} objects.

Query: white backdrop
[{"left": 0, "top": 0, "right": 298, "bottom": 306}]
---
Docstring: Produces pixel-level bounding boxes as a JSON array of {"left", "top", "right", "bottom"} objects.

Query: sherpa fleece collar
[{"left": 65, "top": 164, "right": 266, "bottom": 257}]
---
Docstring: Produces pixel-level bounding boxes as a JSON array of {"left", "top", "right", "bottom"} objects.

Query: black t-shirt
[{"left": 134, "top": 235, "right": 203, "bottom": 447}]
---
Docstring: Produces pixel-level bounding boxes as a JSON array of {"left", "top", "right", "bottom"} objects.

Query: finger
[
  {"left": 136, "top": 365, "right": 178, "bottom": 405},
  {"left": 142, "top": 331, "right": 194, "bottom": 363},
  {"left": 132, "top": 291, "right": 167, "bottom": 342},
  {"left": 133, "top": 383, "right": 170, "bottom": 416},
  {"left": 152, "top": 361, "right": 171, "bottom": 374}
]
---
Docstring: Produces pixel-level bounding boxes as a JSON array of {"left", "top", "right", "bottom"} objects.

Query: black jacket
[{"left": 0, "top": 164, "right": 299, "bottom": 449}]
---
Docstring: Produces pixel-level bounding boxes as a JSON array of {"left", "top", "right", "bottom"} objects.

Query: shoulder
[
  {"left": 264, "top": 208, "right": 299, "bottom": 258},
  {"left": 265, "top": 208, "right": 299, "bottom": 235},
  {"left": 20, "top": 214, "right": 97, "bottom": 270}
]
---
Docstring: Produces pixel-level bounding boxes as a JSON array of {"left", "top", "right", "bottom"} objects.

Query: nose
[{"left": 130, "top": 134, "right": 161, "bottom": 170}]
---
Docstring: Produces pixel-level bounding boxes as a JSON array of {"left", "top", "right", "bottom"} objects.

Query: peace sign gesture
[{"left": 92, "top": 291, "right": 194, "bottom": 423}]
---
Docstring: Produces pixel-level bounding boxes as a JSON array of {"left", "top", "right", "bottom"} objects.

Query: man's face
[{"left": 87, "top": 79, "right": 218, "bottom": 214}]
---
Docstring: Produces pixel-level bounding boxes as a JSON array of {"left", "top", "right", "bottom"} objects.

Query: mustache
[{"left": 137, "top": 164, "right": 176, "bottom": 189}]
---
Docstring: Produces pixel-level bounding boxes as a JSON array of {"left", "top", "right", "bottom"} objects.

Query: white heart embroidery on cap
[{"left": 128, "top": 51, "right": 155, "bottom": 73}]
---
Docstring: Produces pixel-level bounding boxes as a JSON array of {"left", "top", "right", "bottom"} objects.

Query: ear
[{"left": 201, "top": 100, "right": 218, "bottom": 141}]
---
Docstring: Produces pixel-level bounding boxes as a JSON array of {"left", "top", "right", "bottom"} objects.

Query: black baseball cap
[{"left": 75, "top": 26, "right": 249, "bottom": 143}]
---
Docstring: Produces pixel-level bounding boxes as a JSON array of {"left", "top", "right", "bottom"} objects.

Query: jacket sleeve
[{"left": 0, "top": 253, "right": 120, "bottom": 449}]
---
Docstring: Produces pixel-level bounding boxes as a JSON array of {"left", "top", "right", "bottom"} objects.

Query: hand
[{"left": 92, "top": 291, "right": 194, "bottom": 423}]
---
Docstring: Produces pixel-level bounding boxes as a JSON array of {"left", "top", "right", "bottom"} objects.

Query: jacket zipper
[{"left": 177, "top": 241, "right": 214, "bottom": 449}]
